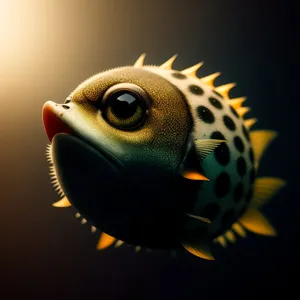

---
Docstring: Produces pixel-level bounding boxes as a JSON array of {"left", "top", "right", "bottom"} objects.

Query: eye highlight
[{"left": 102, "top": 83, "right": 149, "bottom": 130}]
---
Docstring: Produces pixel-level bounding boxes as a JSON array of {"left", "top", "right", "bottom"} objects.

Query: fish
[{"left": 42, "top": 54, "right": 286, "bottom": 260}]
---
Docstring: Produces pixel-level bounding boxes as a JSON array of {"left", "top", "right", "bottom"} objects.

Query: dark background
[{"left": 0, "top": 0, "right": 298, "bottom": 298}]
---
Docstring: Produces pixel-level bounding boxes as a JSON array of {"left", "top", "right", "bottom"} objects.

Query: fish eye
[{"left": 102, "top": 83, "right": 150, "bottom": 130}]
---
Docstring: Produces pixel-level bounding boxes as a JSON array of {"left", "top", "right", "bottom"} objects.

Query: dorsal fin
[
  {"left": 52, "top": 196, "right": 72, "bottom": 207},
  {"left": 181, "top": 62, "right": 204, "bottom": 77},
  {"left": 229, "top": 97, "right": 247, "bottom": 109},
  {"left": 244, "top": 118, "right": 257, "bottom": 130},
  {"left": 200, "top": 72, "right": 221, "bottom": 87},
  {"left": 251, "top": 177, "right": 287, "bottom": 209},
  {"left": 160, "top": 54, "right": 178, "bottom": 70},
  {"left": 133, "top": 53, "right": 146, "bottom": 67},
  {"left": 181, "top": 241, "right": 215, "bottom": 260},
  {"left": 194, "top": 139, "right": 226, "bottom": 161},
  {"left": 182, "top": 169, "right": 209, "bottom": 181},
  {"left": 96, "top": 232, "right": 116, "bottom": 250},
  {"left": 236, "top": 107, "right": 250, "bottom": 118},
  {"left": 215, "top": 83, "right": 236, "bottom": 99},
  {"left": 239, "top": 209, "right": 276, "bottom": 236},
  {"left": 250, "top": 130, "right": 278, "bottom": 169}
]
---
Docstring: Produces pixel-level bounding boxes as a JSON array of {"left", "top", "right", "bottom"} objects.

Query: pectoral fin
[
  {"left": 182, "top": 169, "right": 209, "bottom": 181},
  {"left": 181, "top": 241, "right": 215, "bottom": 260},
  {"left": 194, "top": 139, "right": 226, "bottom": 161}
]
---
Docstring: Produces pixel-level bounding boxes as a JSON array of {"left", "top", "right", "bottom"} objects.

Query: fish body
[{"left": 42, "top": 54, "right": 286, "bottom": 259}]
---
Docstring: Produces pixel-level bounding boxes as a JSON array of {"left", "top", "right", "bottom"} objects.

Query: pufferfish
[{"left": 42, "top": 54, "right": 286, "bottom": 260}]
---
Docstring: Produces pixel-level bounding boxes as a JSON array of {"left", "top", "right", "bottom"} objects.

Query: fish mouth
[{"left": 42, "top": 101, "right": 75, "bottom": 142}]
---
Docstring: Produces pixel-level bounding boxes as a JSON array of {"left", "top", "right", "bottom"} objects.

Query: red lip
[{"left": 42, "top": 102, "right": 74, "bottom": 142}]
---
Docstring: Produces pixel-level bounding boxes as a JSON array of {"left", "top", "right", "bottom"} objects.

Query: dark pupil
[{"left": 109, "top": 91, "right": 138, "bottom": 119}]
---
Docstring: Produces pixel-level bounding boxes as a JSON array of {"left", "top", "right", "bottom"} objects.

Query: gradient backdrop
[{"left": 0, "top": 0, "right": 298, "bottom": 298}]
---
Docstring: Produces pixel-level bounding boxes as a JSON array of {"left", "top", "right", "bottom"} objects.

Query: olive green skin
[{"left": 50, "top": 67, "right": 197, "bottom": 249}]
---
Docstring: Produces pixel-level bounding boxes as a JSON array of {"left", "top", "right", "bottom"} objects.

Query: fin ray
[
  {"left": 250, "top": 130, "right": 278, "bottom": 169},
  {"left": 160, "top": 54, "right": 178, "bottom": 70},
  {"left": 251, "top": 177, "right": 287, "bottom": 208},
  {"left": 181, "top": 62, "right": 204, "bottom": 77},
  {"left": 182, "top": 169, "right": 209, "bottom": 181},
  {"left": 186, "top": 213, "right": 211, "bottom": 224},
  {"left": 239, "top": 209, "right": 276, "bottom": 236},
  {"left": 194, "top": 139, "right": 226, "bottom": 161},
  {"left": 182, "top": 241, "right": 215, "bottom": 260},
  {"left": 200, "top": 72, "right": 221, "bottom": 87},
  {"left": 96, "top": 232, "right": 116, "bottom": 250},
  {"left": 215, "top": 83, "right": 236, "bottom": 99},
  {"left": 133, "top": 53, "right": 146, "bottom": 67},
  {"left": 52, "top": 196, "right": 72, "bottom": 208},
  {"left": 244, "top": 118, "right": 257, "bottom": 130}
]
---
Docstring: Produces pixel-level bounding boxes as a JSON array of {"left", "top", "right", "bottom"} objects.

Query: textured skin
[
  {"left": 45, "top": 64, "right": 256, "bottom": 247},
  {"left": 64, "top": 67, "right": 192, "bottom": 175},
  {"left": 143, "top": 66, "right": 255, "bottom": 239}
]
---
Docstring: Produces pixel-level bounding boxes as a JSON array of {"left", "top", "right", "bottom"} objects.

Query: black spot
[
  {"left": 222, "top": 209, "right": 235, "bottom": 227},
  {"left": 211, "top": 131, "right": 230, "bottom": 166},
  {"left": 234, "top": 182, "right": 244, "bottom": 203},
  {"left": 223, "top": 115, "right": 236, "bottom": 131},
  {"left": 230, "top": 105, "right": 239, "bottom": 118},
  {"left": 249, "top": 148, "right": 254, "bottom": 164},
  {"left": 209, "top": 97, "right": 223, "bottom": 109},
  {"left": 211, "top": 131, "right": 225, "bottom": 140},
  {"left": 201, "top": 203, "right": 220, "bottom": 221},
  {"left": 197, "top": 106, "right": 215, "bottom": 124},
  {"left": 245, "top": 189, "right": 253, "bottom": 203},
  {"left": 215, "top": 172, "right": 231, "bottom": 198},
  {"left": 242, "top": 125, "right": 250, "bottom": 141},
  {"left": 189, "top": 84, "right": 204, "bottom": 95},
  {"left": 237, "top": 157, "right": 247, "bottom": 177},
  {"left": 249, "top": 168, "right": 256, "bottom": 184},
  {"left": 171, "top": 72, "right": 187, "bottom": 79},
  {"left": 213, "top": 91, "right": 223, "bottom": 98},
  {"left": 234, "top": 136, "right": 245, "bottom": 153}
]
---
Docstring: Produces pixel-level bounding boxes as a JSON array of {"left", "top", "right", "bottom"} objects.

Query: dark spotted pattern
[
  {"left": 234, "top": 182, "right": 244, "bottom": 203},
  {"left": 210, "top": 131, "right": 230, "bottom": 166},
  {"left": 209, "top": 97, "right": 223, "bottom": 109},
  {"left": 213, "top": 90, "right": 223, "bottom": 98},
  {"left": 242, "top": 125, "right": 250, "bottom": 141},
  {"left": 171, "top": 72, "right": 187, "bottom": 79},
  {"left": 201, "top": 203, "right": 220, "bottom": 221},
  {"left": 237, "top": 157, "right": 247, "bottom": 177},
  {"left": 234, "top": 136, "right": 245, "bottom": 153},
  {"left": 223, "top": 115, "right": 236, "bottom": 131},
  {"left": 197, "top": 106, "right": 215, "bottom": 124},
  {"left": 215, "top": 172, "right": 231, "bottom": 198},
  {"left": 189, "top": 84, "right": 204, "bottom": 95},
  {"left": 230, "top": 105, "right": 239, "bottom": 118}
]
